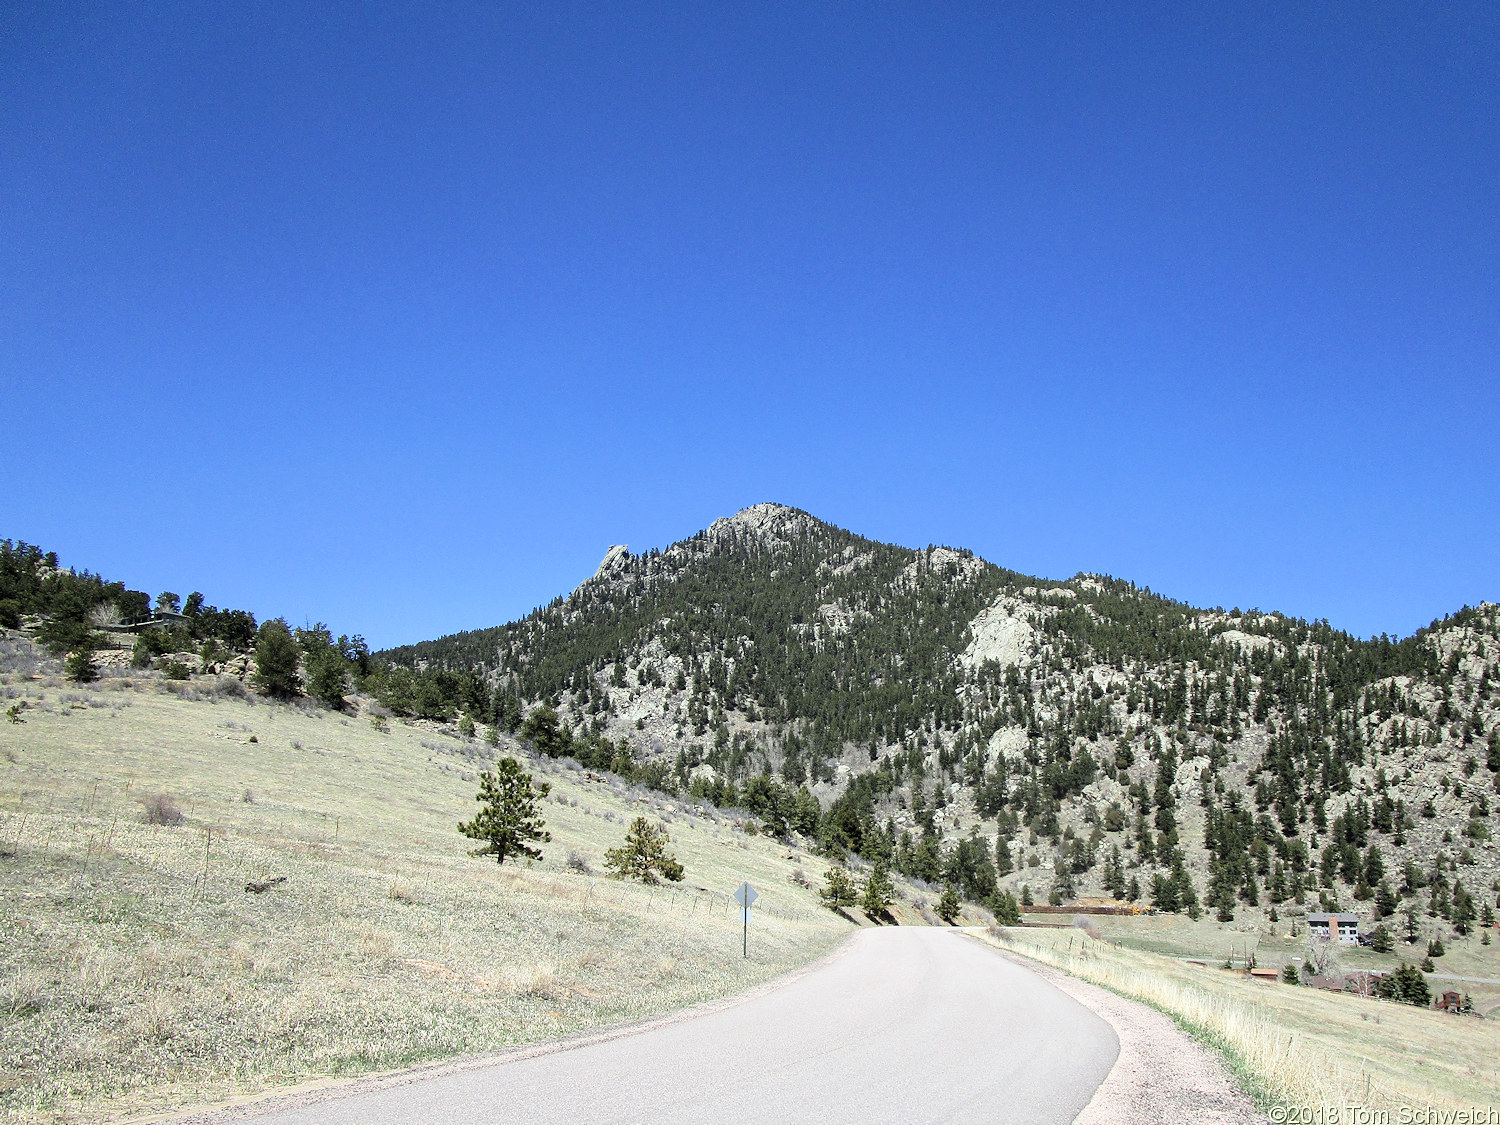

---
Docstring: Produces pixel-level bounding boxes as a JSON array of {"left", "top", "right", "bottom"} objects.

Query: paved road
[
  {"left": 1431, "top": 973, "right": 1500, "bottom": 986},
  {"left": 234, "top": 927, "right": 1119, "bottom": 1125}
]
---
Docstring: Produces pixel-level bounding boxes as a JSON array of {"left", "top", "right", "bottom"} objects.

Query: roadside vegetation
[{"left": 979, "top": 925, "right": 1500, "bottom": 1116}]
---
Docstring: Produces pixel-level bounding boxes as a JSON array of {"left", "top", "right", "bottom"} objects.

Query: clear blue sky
[{"left": 3, "top": 3, "right": 1496, "bottom": 648}]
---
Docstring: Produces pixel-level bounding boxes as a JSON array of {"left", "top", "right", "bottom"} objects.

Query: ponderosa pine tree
[
  {"left": 937, "top": 883, "right": 962, "bottom": 924},
  {"left": 989, "top": 888, "right": 1022, "bottom": 925},
  {"left": 64, "top": 645, "right": 98, "bottom": 684},
  {"left": 861, "top": 861, "right": 895, "bottom": 918},
  {"left": 252, "top": 619, "right": 301, "bottom": 699},
  {"left": 604, "top": 817, "right": 684, "bottom": 884},
  {"left": 819, "top": 867, "right": 859, "bottom": 909},
  {"left": 458, "top": 758, "right": 551, "bottom": 864}
]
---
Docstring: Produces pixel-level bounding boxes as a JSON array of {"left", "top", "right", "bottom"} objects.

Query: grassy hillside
[{"left": 0, "top": 657, "right": 850, "bottom": 1123}]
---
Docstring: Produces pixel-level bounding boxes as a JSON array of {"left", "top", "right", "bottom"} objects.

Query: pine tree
[
  {"left": 937, "top": 883, "right": 962, "bottom": 924},
  {"left": 1402, "top": 906, "right": 1421, "bottom": 944},
  {"left": 303, "top": 646, "right": 350, "bottom": 710},
  {"left": 989, "top": 889, "right": 1022, "bottom": 925},
  {"left": 251, "top": 619, "right": 302, "bottom": 699},
  {"left": 1375, "top": 963, "right": 1431, "bottom": 1007},
  {"left": 64, "top": 646, "right": 98, "bottom": 684},
  {"left": 458, "top": 759, "right": 551, "bottom": 864},
  {"left": 1452, "top": 881, "right": 1477, "bottom": 935},
  {"left": 819, "top": 867, "right": 859, "bottom": 909},
  {"left": 861, "top": 861, "right": 896, "bottom": 918},
  {"left": 605, "top": 817, "right": 685, "bottom": 884},
  {"left": 994, "top": 835, "right": 1014, "bottom": 877}
]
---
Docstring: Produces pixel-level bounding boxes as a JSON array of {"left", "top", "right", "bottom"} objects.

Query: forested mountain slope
[{"left": 383, "top": 504, "right": 1500, "bottom": 927}]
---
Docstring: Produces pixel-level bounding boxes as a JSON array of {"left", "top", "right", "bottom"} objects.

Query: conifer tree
[
  {"left": 252, "top": 619, "right": 302, "bottom": 699},
  {"left": 937, "top": 883, "right": 962, "bottom": 924},
  {"left": 819, "top": 867, "right": 859, "bottom": 909},
  {"left": 604, "top": 817, "right": 684, "bottom": 884},
  {"left": 458, "top": 759, "right": 551, "bottom": 864},
  {"left": 64, "top": 646, "right": 98, "bottom": 684},
  {"left": 861, "top": 861, "right": 896, "bottom": 918}
]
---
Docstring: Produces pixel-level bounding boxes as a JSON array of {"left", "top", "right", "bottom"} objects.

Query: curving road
[{"left": 229, "top": 927, "right": 1119, "bottom": 1125}]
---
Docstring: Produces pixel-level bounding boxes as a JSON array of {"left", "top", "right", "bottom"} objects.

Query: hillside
[
  {"left": 382, "top": 503, "right": 1500, "bottom": 945},
  {"left": 0, "top": 635, "right": 849, "bottom": 1121}
]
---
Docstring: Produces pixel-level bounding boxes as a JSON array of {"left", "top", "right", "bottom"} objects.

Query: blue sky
[{"left": 2, "top": 3, "right": 1496, "bottom": 648}]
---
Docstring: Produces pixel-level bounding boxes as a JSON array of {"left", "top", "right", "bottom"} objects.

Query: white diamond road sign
[{"left": 734, "top": 882, "right": 758, "bottom": 908}]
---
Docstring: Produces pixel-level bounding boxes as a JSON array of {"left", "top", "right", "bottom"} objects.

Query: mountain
[{"left": 391, "top": 502, "right": 1500, "bottom": 924}]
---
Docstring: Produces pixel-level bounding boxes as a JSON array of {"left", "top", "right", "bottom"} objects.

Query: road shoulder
[{"left": 963, "top": 932, "right": 1263, "bottom": 1125}]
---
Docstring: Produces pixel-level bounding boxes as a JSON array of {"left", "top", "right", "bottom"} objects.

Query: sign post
[{"left": 734, "top": 882, "right": 758, "bottom": 958}]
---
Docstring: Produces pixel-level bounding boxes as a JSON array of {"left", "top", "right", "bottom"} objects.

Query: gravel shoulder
[{"left": 964, "top": 933, "right": 1263, "bottom": 1125}]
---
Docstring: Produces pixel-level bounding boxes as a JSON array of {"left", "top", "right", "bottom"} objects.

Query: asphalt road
[{"left": 234, "top": 927, "right": 1120, "bottom": 1125}]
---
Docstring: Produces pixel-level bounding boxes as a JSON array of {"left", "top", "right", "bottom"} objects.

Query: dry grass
[
  {"left": 978, "top": 926, "right": 1500, "bottom": 1117},
  {"left": 0, "top": 674, "right": 850, "bottom": 1123},
  {"left": 1076, "top": 909, "right": 1500, "bottom": 1021}
]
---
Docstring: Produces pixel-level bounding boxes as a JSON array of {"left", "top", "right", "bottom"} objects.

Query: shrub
[
  {"left": 1427, "top": 937, "right": 1445, "bottom": 958},
  {"left": 604, "top": 817, "right": 684, "bottom": 884},
  {"left": 143, "top": 794, "right": 184, "bottom": 825},
  {"left": 214, "top": 675, "right": 247, "bottom": 698},
  {"left": 566, "top": 849, "right": 593, "bottom": 874},
  {"left": 1281, "top": 962, "right": 1300, "bottom": 984},
  {"left": 162, "top": 661, "right": 191, "bottom": 681}
]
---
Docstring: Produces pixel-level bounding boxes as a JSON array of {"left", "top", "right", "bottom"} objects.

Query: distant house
[
  {"left": 1436, "top": 990, "right": 1466, "bottom": 1013},
  {"left": 1308, "top": 913, "right": 1361, "bottom": 944},
  {"left": 117, "top": 611, "right": 190, "bottom": 633}
]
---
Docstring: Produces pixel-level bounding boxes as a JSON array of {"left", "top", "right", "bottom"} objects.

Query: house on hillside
[
  {"left": 1307, "top": 913, "right": 1361, "bottom": 944},
  {"left": 116, "top": 611, "right": 190, "bottom": 633},
  {"left": 1436, "top": 990, "right": 1469, "bottom": 1013}
]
